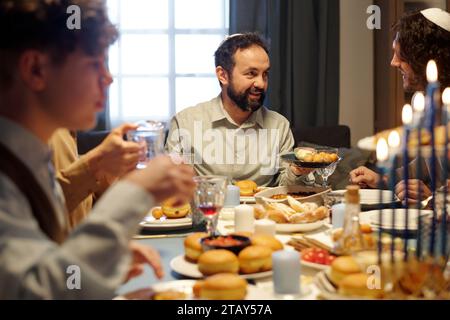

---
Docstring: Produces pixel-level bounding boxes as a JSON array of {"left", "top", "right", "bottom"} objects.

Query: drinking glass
[
  {"left": 315, "top": 147, "right": 340, "bottom": 188},
  {"left": 126, "top": 120, "right": 165, "bottom": 169},
  {"left": 192, "top": 176, "right": 227, "bottom": 236}
]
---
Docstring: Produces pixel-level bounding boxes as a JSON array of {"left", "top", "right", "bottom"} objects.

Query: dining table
[
  {"left": 117, "top": 211, "right": 337, "bottom": 299},
  {"left": 116, "top": 191, "right": 442, "bottom": 300}
]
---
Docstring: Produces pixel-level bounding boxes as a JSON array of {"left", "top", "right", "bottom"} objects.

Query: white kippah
[
  {"left": 219, "top": 33, "right": 244, "bottom": 47},
  {"left": 421, "top": 8, "right": 450, "bottom": 32}
]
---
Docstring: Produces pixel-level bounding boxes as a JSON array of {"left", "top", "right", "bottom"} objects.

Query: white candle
[
  {"left": 443, "top": 88, "right": 450, "bottom": 111},
  {"left": 272, "top": 250, "right": 301, "bottom": 295},
  {"left": 254, "top": 219, "right": 276, "bottom": 236},
  {"left": 331, "top": 203, "right": 346, "bottom": 229},
  {"left": 412, "top": 92, "right": 425, "bottom": 126},
  {"left": 234, "top": 204, "right": 255, "bottom": 232}
]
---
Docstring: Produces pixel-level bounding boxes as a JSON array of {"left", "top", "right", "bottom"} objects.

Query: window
[{"left": 106, "top": 0, "right": 229, "bottom": 126}]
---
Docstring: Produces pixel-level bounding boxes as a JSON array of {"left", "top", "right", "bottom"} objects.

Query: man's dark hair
[
  {"left": 0, "top": 0, "right": 118, "bottom": 89},
  {"left": 214, "top": 32, "right": 269, "bottom": 75},
  {"left": 393, "top": 10, "right": 450, "bottom": 89}
]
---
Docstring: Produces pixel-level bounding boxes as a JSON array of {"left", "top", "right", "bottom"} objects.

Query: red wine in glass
[{"left": 199, "top": 204, "right": 218, "bottom": 216}]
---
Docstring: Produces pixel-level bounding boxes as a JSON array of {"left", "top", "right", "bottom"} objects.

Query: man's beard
[
  {"left": 399, "top": 68, "right": 425, "bottom": 93},
  {"left": 227, "top": 82, "right": 266, "bottom": 112}
]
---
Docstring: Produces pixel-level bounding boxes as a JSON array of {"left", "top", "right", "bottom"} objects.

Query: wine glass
[
  {"left": 193, "top": 176, "right": 227, "bottom": 236},
  {"left": 315, "top": 147, "right": 340, "bottom": 188}
]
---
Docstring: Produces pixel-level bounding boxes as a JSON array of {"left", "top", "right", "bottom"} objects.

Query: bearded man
[{"left": 166, "top": 33, "right": 311, "bottom": 186}]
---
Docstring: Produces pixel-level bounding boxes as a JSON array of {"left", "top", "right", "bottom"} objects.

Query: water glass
[{"left": 126, "top": 120, "right": 165, "bottom": 169}]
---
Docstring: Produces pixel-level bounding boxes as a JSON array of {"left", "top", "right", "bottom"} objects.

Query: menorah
[{"left": 373, "top": 60, "right": 450, "bottom": 299}]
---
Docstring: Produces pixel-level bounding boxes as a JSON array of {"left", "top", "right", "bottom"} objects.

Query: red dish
[
  {"left": 201, "top": 235, "right": 251, "bottom": 255},
  {"left": 301, "top": 248, "right": 336, "bottom": 266},
  {"left": 203, "top": 236, "right": 245, "bottom": 247}
]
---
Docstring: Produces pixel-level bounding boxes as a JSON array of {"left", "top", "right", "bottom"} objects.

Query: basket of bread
[{"left": 262, "top": 196, "right": 330, "bottom": 233}]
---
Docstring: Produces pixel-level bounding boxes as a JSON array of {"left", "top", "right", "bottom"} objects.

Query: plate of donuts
[
  {"left": 173, "top": 233, "right": 288, "bottom": 280},
  {"left": 170, "top": 255, "right": 273, "bottom": 280}
]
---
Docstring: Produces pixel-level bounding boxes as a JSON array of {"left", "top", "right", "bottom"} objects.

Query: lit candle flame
[
  {"left": 426, "top": 60, "right": 438, "bottom": 82},
  {"left": 402, "top": 104, "right": 413, "bottom": 125},
  {"left": 443, "top": 87, "right": 450, "bottom": 105},
  {"left": 412, "top": 92, "right": 425, "bottom": 112},
  {"left": 388, "top": 130, "right": 401, "bottom": 148},
  {"left": 376, "top": 138, "right": 389, "bottom": 163}
]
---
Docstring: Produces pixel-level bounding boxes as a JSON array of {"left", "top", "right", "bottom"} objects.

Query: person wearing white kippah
[{"left": 350, "top": 8, "right": 450, "bottom": 204}]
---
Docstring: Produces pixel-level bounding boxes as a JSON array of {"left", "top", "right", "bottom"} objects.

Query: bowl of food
[
  {"left": 261, "top": 196, "right": 331, "bottom": 233},
  {"left": 201, "top": 235, "right": 251, "bottom": 255},
  {"left": 281, "top": 147, "right": 340, "bottom": 168}
]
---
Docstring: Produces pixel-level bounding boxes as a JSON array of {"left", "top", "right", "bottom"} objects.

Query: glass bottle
[{"left": 334, "top": 185, "right": 365, "bottom": 255}]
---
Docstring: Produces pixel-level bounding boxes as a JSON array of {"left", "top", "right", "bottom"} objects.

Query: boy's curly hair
[
  {"left": 393, "top": 10, "right": 450, "bottom": 89},
  {"left": 0, "top": 0, "right": 118, "bottom": 88}
]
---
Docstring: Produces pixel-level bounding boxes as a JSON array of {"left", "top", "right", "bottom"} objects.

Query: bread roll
[
  {"left": 330, "top": 256, "right": 361, "bottom": 285},
  {"left": 199, "top": 273, "right": 248, "bottom": 300},
  {"left": 198, "top": 249, "right": 239, "bottom": 276},
  {"left": 339, "top": 273, "right": 384, "bottom": 299},
  {"left": 184, "top": 232, "right": 208, "bottom": 263},
  {"left": 267, "top": 209, "right": 289, "bottom": 223},
  {"left": 238, "top": 245, "right": 272, "bottom": 274},
  {"left": 252, "top": 204, "right": 267, "bottom": 220},
  {"left": 313, "top": 206, "right": 330, "bottom": 221},
  {"left": 287, "top": 196, "right": 303, "bottom": 212},
  {"left": 289, "top": 212, "right": 313, "bottom": 224},
  {"left": 251, "top": 234, "right": 283, "bottom": 251}
]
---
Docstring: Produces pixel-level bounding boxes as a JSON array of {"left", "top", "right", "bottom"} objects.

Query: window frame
[{"left": 107, "top": 0, "right": 229, "bottom": 127}]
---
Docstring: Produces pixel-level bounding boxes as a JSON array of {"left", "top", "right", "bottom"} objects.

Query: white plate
[
  {"left": 240, "top": 196, "right": 256, "bottom": 203},
  {"left": 275, "top": 219, "right": 327, "bottom": 233},
  {"left": 170, "top": 255, "right": 273, "bottom": 280},
  {"left": 364, "top": 209, "right": 433, "bottom": 230},
  {"left": 139, "top": 207, "right": 192, "bottom": 230},
  {"left": 116, "top": 280, "right": 274, "bottom": 300},
  {"left": 331, "top": 189, "right": 398, "bottom": 205},
  {"left": 301, "top": 260, "right": 331, "bottom": 271},
  {"left": 314, "top": 270, "right": 378, "bottom": 300}
]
